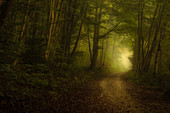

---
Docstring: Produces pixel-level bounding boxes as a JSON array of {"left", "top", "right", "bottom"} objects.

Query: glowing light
[{"left": 121, "top": 49, "right": 132, "bottom": 70}]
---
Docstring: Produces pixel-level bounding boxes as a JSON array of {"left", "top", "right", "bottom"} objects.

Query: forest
[{"left": 0, "top": 0, "right": 170, "bottom": 112}]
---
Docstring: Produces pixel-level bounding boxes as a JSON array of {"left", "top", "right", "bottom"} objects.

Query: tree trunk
[
  {"left": 103, "top": 38, "right": 109, "bottom": 66},
  {"left": 14, "top": 1, "right": 30, "bottom": 65},
  {"left": 90, "top": 5, "right": 103, "bottom": 68},
  {"left": 71, "top": 20, "right": 83, "bottom": 56},
  {"left": 45, "top": 0, "right": 55, "bottom": 60},
  {"left": 87, "top": 28, "right": 92, "bottom": 63},
  {"left": 153, "top": 20, "right": 167, "bottom": 76}
]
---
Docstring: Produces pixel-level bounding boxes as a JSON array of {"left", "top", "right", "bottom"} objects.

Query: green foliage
[
  {"left": 21, "top": 37, "right": 46, "bottom": 64},
  {"left": 126, "top": 70, "right": 170, "bottom": 91},
  {"left": 0, "top": 30, "right": 17, "bottom": 64},
  {"left": 157, "top": 72, "right": 170, "bottom": 89},
  {"left": 0, "top": 64, "right": 14, "bottom": 73}
]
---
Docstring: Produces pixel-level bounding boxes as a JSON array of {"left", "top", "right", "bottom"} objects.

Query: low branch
[{"left": 99, "top": 22, "right": 121, "bottom": 39}]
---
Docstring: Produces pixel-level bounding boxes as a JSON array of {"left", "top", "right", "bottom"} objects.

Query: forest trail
[
  {"left": 99, "top": 72, "right": 139, "bottom": 112},
  {"left": 60, "top": 72, "right": 170, "bottom": 113}
]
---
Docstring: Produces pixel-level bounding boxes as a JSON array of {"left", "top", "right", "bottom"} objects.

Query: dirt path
[
  {"left": 99, "top": 72, "right": 139, "bottom": 112},
  {"left": 59, "top": 72, "right": 170, "bottom": 113}
]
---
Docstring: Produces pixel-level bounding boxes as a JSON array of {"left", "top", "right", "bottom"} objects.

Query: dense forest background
[{"left": 0, "top": 0, "right": 170, "bottom": 112}]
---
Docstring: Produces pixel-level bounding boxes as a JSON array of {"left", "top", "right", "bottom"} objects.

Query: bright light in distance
[{"left": 121, "top": 49, "right": 132, "bottom": 70}]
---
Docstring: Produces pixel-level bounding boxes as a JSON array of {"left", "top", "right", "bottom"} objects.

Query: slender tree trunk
[
  {"left": 153, "top": 20, "right": 167, "bottom": 76},
  {"left": 14, "top": 1, "right": 30, "bottom": 65},
  {"left": 103, "top": 38, "right": 109, "bottom": 66},
  {"left": 153, "top": 43, "right": 160, "bottom": 77},
  {"left": 142, "top": 9, "right": 163, "bottom": 73},
  {"left": 133, "top": 36, "right": 138, "bottom": 72},
  {"left": 147, "top": 1, "right": 159, "bottom": 51},
  {"left": 141, "top": 0, "right": 144, "bottom": 61},
  {"left": 52, "top": 0, "right": 63, "bottom": 39},
  {"left": 45, "top": 0, "right": 55, "bottom": 60},
  {"left": 87, "top": 28, "right": 92, "bottom": 63},
  {"left": 90, "top": 6, "right": 98, "bottom": 68},
  {"left": 66, "top": 0, "right": 78, "bottom": 63},
  {"left": 140, "top": 1, "right": 159, "bottom": 73},
  {"left": 71, "top": 20, "right": 83, "bottom": 56},
  {"left": 100, "top": 40, "right": 104, "bottom": 66},
  {"left": 136, "top": 0, "right": 142, "bottom": 75}
]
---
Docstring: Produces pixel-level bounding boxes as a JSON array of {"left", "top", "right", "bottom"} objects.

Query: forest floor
[{"left": 58, "top": 72, "right": 170, "bottom": 113}]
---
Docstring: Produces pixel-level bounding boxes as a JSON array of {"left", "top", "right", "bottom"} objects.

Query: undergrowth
[
  {"left": 125, "top": 70, "right": 170, "bottom": 97},
  {"left": 0, "top": 63, "right": 95, "bottom": 113}
]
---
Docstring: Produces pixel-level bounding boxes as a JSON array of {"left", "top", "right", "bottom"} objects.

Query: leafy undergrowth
[
  {"left": 0, "top": 64, "right": 95, "bottom": 113},
  {"left": 124, "top": 71, "right": 170, "bottom": 100}
]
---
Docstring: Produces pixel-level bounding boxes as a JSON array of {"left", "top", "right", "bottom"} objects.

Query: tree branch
[{"left": 99, "top": 22, "right": 121, "bottom": 39}]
